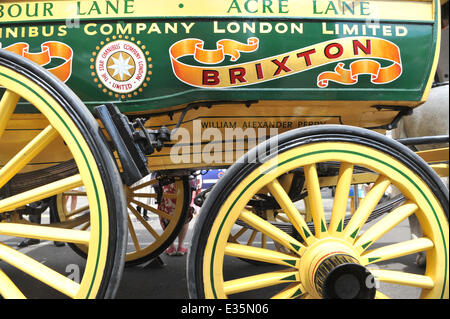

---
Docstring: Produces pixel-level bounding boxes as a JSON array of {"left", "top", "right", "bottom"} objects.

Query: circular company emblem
[{"left": 92, "top": 37, "right": 152, "bottom": 99}]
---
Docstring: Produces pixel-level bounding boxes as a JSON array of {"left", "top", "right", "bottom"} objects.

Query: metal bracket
[
  {"left": 366, "top": 105, "right": 413, "bottom": 131},
  {"left": 94, "top": 104, "right": 171, "bottom": 186},
  {"left": 396, "top": 135, "right": 449, "bottom": 146}
]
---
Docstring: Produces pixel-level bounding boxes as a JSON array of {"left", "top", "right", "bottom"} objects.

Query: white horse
[
  {"left": 390, "top": 83, "right": 449, "bottom": 267},
  {"left": 391, "top": 84, "right": 449, "bottom": 152}
]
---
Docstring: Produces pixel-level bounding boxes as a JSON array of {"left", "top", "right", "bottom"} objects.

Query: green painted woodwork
[{"left": 0, "top": 2, "right": 439, "bottom": 114}]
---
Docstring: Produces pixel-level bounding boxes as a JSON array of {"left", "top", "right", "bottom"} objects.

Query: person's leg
[
  {"left": 49, "top": 196, "right": 65, "bottom": 247},
  {"left": 176, "top": 223, "right": 189, "bottom": 255},
  {"left": 70, "top": 195, "right": 77, "bottom": 211},
  {"left": 160, "top": 218, "right": 176, "bottom": 255},
  {"left": 143, "top": 209, "right": 148, "bottom": 220},
  {"left": 18, "top": 213, "right": 41, "bottom": 247}
]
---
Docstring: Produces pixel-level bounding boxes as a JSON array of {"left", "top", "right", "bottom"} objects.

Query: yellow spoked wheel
[
  {"left": 231, "top": 180, "right": 400, "bottom": 267},
  {"left": 188, "top": 125, "right": 449, "bottom": 299},
  {"left": 231, "top": 209, "right": 295, "bottom": 265},
  {"left": 0, "top": 50, "right": 127, "bottom": 298},
  {"left": 55, "top": 176, "right": 190, "bottom": 266}
]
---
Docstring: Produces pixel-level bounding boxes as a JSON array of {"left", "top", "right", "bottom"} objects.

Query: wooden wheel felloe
[
  {"left": 55, "top": 176, "right": 190, "bottom": 266},
  {"left": 188, "top": 125, "right": 449, "bottom": 299},
  {"left": 0, "top": 50, "right": 127, "bottom": 298}
]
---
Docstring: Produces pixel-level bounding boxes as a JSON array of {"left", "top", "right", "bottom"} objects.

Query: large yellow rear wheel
[
  {"left": 0, "top": 50, "right": 127, "bottom": 298},
  {"left": 188, "top": 125, "right": 448, "bottom": 299}
]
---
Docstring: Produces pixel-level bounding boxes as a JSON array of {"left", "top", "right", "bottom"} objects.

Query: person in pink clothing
[{"left": 159, "top": 177, "right": 201, "bottom": 256}]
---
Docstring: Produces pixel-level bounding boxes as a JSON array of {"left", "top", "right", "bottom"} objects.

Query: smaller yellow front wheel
[{"left": 188, "top": 125, "right": 449, "bottom": 299}]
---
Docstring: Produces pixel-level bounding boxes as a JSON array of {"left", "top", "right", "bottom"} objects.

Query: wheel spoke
[
  {"left": 0, "top": 243, "right": 80, "bottom": 298},
  {"left": 304, "top": 164, "right": 328, "bottom": 238},
  {"left": 130, "top": 199, "right": 172, "bottom": 221},
  {"left": 127, "top": 214, "right": 141, "bottom": 251},
  {"left": 162, "top": 193, "right": 178, "bottom": 199},
  {"left": 343, "top": 175, "right": 391, "bottom": 241},
  {"left": 0, "top": 223, "right": 90, "bottom": 244},
  {"left": 267, "top": 179, "right": 316, "bottom": 245},
  {"left": 229, "top": 226, "right": 248, "bottom": 242},
  {"left": 132, "top": 192, "right": 177, "bottom": 199},
  {"left": 0, "top": 125, "right": 58, "bottom": 189},
  {"left": 375, "top": 290, "right": 391, "bottom": 299},
  {"left": 132, "top": 193, "right": 157, "bottom": 198},
  {"left": 66, "top": 205, "right": 90, "bottom": 218},
  {"left": 370, "top": 269, "right": 434, "bottom": 289},
  {"left": 275, "top": 214, "right": 290, "bottom": 223},
  {"left": 130, "top": 178, "right": 158, "bottom": 191},
  {"left": 51, "top": 212, "right": 90, "bottom": 229},
  {"left": 0, "top": 268, "right": 26, "bottom": 299},
  {"left": 223, "top": 269, "right": 300, "bottom": 295},
  {"left": 354, "top": 202, "right": 418, "bottom": 252},
  {"left": 0, "top": 174, "right": 83, "bottom": 214},
  {"left": 225, "top": 243, "right": 300, "bottom": 267},
  {"left": 271, "top": 283, "right": 306, "bottom": 299},
  {"left": 239, "top": 210, "right": 306, "bottom": 255},
  {"left": 128, "top": 204, "right": 160, "bottom": 239},
  {"left": 361, "top": 237, "right": 434, "bottom": 265},
  {"left": 63, "top": 191, "right": 87, "bottom": 197},
  {"left": 329, "top": 163, "right": 354, "bottom": 235},
  {"left": 0, "top": 90, "right": 20, "bottom": 140},
  {"left": 80, "top": 221, "right": 90, "bottom": 231},
  {"left": 247, "top": 229, "right": 258, "bottom": 246},
  {"left": 261, "top": 233, "right": 267, "bottom": 249}
]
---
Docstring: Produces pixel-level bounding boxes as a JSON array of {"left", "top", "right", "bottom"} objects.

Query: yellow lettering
[
  {"left": 58, "top": 25, "right": 68, "bottom": 37},
  {"left": 100, "top": 24, "right": 113, "bottom": 35},
  {"left": 322, "top": 22, "right": 334, "bottom": 35},
  {"left": 117, "top": 23, "right": 132, "bottom": 34},
  {"left": 181, "top": 22, "right": 195, "bottom": 34},
  {"left": 84, "top": 23, "right": 98, "bottom": 36},
  {"left": 214, "top": 21, "right": 226, "bottom": 33},
  {"left": 29, "top": 26, "right": 39, "bottom": 37},
  {"left": 147, "top": 23, "right": 162, "bottom": 34},
  {"left": 136, "top": 23, "right": 147, "bottom": 34}
]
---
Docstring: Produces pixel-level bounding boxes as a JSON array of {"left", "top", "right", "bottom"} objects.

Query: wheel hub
[
  {"left": 299, "top": 239, "right": 375, "bottom": 299},
  {"left": 315, "top": 254, "right": 376, "bottom": 299}
]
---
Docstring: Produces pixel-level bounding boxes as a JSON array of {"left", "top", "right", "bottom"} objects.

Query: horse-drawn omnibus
[{"left": 0, "top": 0, "right": 448, "bottom": 299}]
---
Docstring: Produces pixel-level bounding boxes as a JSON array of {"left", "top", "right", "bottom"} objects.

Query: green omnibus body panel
[{"left": 0, "top": 0, "right": 440, "bottom": 114}]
